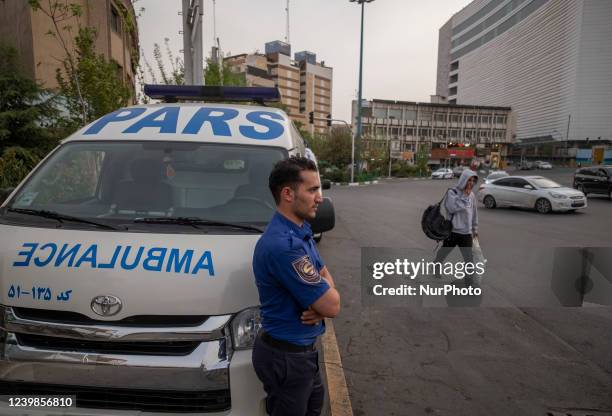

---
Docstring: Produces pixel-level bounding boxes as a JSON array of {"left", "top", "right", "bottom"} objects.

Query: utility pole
[
  {"left": 285, "top": 0, "right": 291, "bottom": 44},
  {"left": 350, "top": 0, "right": 375, "bottom": 176},
  {"left": 182, "top": 0, "right": 203, "bottom": 85}
]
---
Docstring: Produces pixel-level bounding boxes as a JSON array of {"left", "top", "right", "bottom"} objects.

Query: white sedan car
[
  {"left": 536, "top": 161, "right": 553, "bottom": 169},
  {"left": 431, "top": 168, "right": 454, "bottom": 179},
  {"left": 477, "top": 176, "right": 587, "bottom": 213}
]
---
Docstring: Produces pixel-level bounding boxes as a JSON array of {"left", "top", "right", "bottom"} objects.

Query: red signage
[{"left": 448, "top": 148, "right": 475, "bottom": 159}]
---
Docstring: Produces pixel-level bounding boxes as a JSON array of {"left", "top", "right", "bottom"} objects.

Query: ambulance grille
[
  {"left": 13, "top": 307, "right": 209, "bottom": 327},
  {"left": 16, "top": 333, "right": 201, "bottom": 356},
  {"left": 0, "top": 381, "right": 231, "bottom": 413}
]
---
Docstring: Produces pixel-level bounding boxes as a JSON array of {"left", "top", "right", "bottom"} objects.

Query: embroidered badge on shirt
[{"left": 291, "top": 255, "right": 321, "bottom": 284}]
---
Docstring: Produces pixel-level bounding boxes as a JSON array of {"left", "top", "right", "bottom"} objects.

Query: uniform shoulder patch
[{"left": 291, "top": 255, "right": 321, "bottom": 284}]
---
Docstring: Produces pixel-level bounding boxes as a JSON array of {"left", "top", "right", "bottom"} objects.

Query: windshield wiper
[
  {"left": 7, "top": 208, "right": 118, "bottom": 230},
  {"left": 133, "top": 217, "right": 263, "bottom": 233}
]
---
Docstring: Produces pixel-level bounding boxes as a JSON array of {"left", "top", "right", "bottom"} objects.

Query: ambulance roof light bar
[{"left": 144, "top": 84, "right": 281, "bottom": 104}]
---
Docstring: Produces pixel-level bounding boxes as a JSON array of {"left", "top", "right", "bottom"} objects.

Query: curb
[
  {"left": 333, "top": 180, "right": 380, "bottom": 187},
  {"left": 321, "top": 318, "right": 353, "bottom": 416}
]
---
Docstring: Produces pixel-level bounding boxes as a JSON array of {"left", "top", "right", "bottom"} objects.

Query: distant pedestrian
[
  {"left": 252, "top": 156, "right": 341, "bottom": 416},
  {"left": 434, "top": 169, "right": 479, "bottom": 287}
]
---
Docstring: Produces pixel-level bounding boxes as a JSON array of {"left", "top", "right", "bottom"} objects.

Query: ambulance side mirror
[{"left": 311, "top": 197, "right": 335, "bottom": 234}]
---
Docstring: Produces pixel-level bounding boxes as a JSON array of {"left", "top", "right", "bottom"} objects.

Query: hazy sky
[{"left": 137, "top": 0, "right": 469, "bottom": 121}]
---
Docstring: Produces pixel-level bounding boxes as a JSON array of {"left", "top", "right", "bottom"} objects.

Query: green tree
[
  {"left": 0, "top": 43, "right": 59, "bottom": 153},
  {"left": 0, "top": 43, "right": 63, "bottom": 188},
  {"left": 305, "top": 126, "right": 352, "bottom": 170},
  {"left": 415, "top": 142, "right": 430, "bottom": 176},
  {"left": 29, "top": 0, "right": 131, "bottom": 128},
  {"left": 204, "top": 59, "right": 246, "bottom": 87},
  {"left": 56, "top": 27, "right": 131, "bottom": 129}
]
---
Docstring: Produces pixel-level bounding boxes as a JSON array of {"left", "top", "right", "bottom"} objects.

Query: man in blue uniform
[{"left": 252, "top": 156, "right": 341, "bottom": 416}]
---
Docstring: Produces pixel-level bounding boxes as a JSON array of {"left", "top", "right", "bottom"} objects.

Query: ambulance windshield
[{"left": 3, "top": 141, "right": 285, "bottom": 230}]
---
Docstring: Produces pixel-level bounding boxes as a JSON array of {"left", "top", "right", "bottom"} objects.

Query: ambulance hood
[{"left": 0, "top": 224, "right": 260, "bottom": 319}]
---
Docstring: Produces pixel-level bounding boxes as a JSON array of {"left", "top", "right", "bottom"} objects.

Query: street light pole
[{"left": 350, "top": 0, "right": 375, "bottom": 182}]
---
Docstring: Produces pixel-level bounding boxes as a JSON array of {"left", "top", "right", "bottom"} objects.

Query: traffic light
[
  {"left": 326, "top": 114, "right": 332, "bottom": 127},
  {"left": 308, "top": 111, "right": 314, "bottom": 124}
]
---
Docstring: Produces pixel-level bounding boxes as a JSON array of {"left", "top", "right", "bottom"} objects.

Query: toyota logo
[{"left": 91, "top": 295, "right": 122, "bottom": 317}]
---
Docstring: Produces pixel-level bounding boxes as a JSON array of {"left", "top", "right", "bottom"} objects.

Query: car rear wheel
[
  {"left": 535, "top": 198, "right": 552, "bottom": 214},
  {"left": 483, "top": 195, "right": 496, "bottom": 209}
]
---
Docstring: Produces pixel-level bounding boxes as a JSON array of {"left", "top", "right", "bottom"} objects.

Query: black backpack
[{"left": 421, "top": 189, "right": 454, "bottom": 241}]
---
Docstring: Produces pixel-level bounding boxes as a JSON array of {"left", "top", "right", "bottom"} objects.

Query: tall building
[
  {"left": 437, "top": 0, "right": 612, "bottom": 164},
  {"left": 352, "top": 98, "right": 514, "bottom": 168},
  {"left": 226, "top": 41, "right": 333, "bottom": 135},
  {"left": 223, "top": 53, "right": 274, "bottom": 88},
  {"left": 0, "top": 0, "right": 139, "bottom": 97}
]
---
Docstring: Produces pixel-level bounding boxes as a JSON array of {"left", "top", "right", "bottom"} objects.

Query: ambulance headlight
[{"left": 231, "top": 307, "right": 262, "bottom": 350}]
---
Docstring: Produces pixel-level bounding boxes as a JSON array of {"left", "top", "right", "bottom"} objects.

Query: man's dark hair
[{"left": 269, "top": 156, "right": 318, "bottom": 204}]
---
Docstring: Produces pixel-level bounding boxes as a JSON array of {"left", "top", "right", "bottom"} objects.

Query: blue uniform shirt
[{"left": 253, "top": 211, "right": 330, "bottom": 346}]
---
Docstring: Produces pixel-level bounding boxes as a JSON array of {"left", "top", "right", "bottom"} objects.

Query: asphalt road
[{"left": 318, "top": 168, "right": 612, "bottom": 416}]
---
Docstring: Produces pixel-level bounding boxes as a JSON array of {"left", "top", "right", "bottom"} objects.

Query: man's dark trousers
[
  {"left": 434, "top": 232, "right": 475, "bottom": 287},
  {"left": 252, "top": 334, "right": 324, "bottom": 416}
]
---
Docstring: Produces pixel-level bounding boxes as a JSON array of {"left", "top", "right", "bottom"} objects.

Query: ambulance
[{"left": 0, "top": 85, "right": 335, "bottom": 415}]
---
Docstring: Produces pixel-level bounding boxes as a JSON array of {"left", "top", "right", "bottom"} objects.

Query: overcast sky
[{"left": 137, "top": 0, "right": 469, "bottom": 121}]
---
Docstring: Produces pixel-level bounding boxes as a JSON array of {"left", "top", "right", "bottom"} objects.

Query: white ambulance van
[{"left": 0, "top": 85, "right": 335, "bottom": 415}]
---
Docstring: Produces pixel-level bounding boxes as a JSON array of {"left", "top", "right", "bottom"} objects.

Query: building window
[
  {"left": 450, "top": 114, "right": 462, "bottom": 123},
  {"left": 434, "top": 113, "right": 446, "bottom": 122},
  {"left": 373, "top": 108, "right": 387, "bottom": 118},
  {"left": 389, "top": 108, "right": 402, "bottom": 120},
  {"left": 495, "top": 115, "right": 507, "bottom": 125},
  {"left": 404, "top": 110, "right": 417, "bottom": 121},
  {"left": 465, "top": 114, "right": 475, "bottom": 123},
  {"left": 450, "top": 61, "right": 459, "bottom": 71},
  {"left": 420, "top": 111, "right": 432, "bottom": 122},
  {"left": 479, "top": 115, "right": 491, "bottom": 125},
  {"left": 111, "top": 6, "right": 121, "bottom": 34},
  {"left": 449, "top": 74, "right": 458, "bottom": 84},
  {"left": 449, "top": 86, "right": 457, "bottom": 96}
]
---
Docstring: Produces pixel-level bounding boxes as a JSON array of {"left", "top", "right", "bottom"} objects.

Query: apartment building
[
  {"left": 0, "top": 0, "right": 139, "bottom": 97},
  {"left": 437, "top": 0, "right": 612, "bottom": 163},
  {"left": 352, "top": 98, "right": 514, "bottom": 167},
  {"left": 223, "top": 53, "right": 274, "bottom": 88},
  {"left": 226, "top": 41, "right": 333, "bottom": 135}
]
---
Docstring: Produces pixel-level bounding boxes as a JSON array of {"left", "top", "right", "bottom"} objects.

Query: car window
[
  {"left": 493, "top": 178, "right": 512, "bottom": 186},
  {"left": 530, "top": 178, "right": 561, "bottom": 188},
  {"left": 4, "top": 141, "right": 287, "bottom": 229},
  {"left": 512, "top": 178, "right": 529, "bottom": 188}
]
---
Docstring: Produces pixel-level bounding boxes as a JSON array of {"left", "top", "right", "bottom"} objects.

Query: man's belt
[{"left": 260, "top": 331, "right": 316, "bottom": 353}]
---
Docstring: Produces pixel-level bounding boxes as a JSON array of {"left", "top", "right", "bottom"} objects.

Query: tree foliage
[
  {"left": 55, "top": 27, "right": 131, "bottom": 128},
  {"left": 204, "top": 59, "right": 246, "bottom": 87},
  {"left": 29, "top": 0, "right": 131, "bottom": 128},
  {"left": 305, "top": 126, "right": 353, "bottom": 170},
  {"left": 0, "top": 43, "right": 64, "bottom": 188},
  {"left": 0, "top": 43, "right": 59, "bottom": 153}
]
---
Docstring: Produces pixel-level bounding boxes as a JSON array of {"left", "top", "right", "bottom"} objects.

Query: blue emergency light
[{"left": 144, "top": 84, "right": 281, "bottom": 103}]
